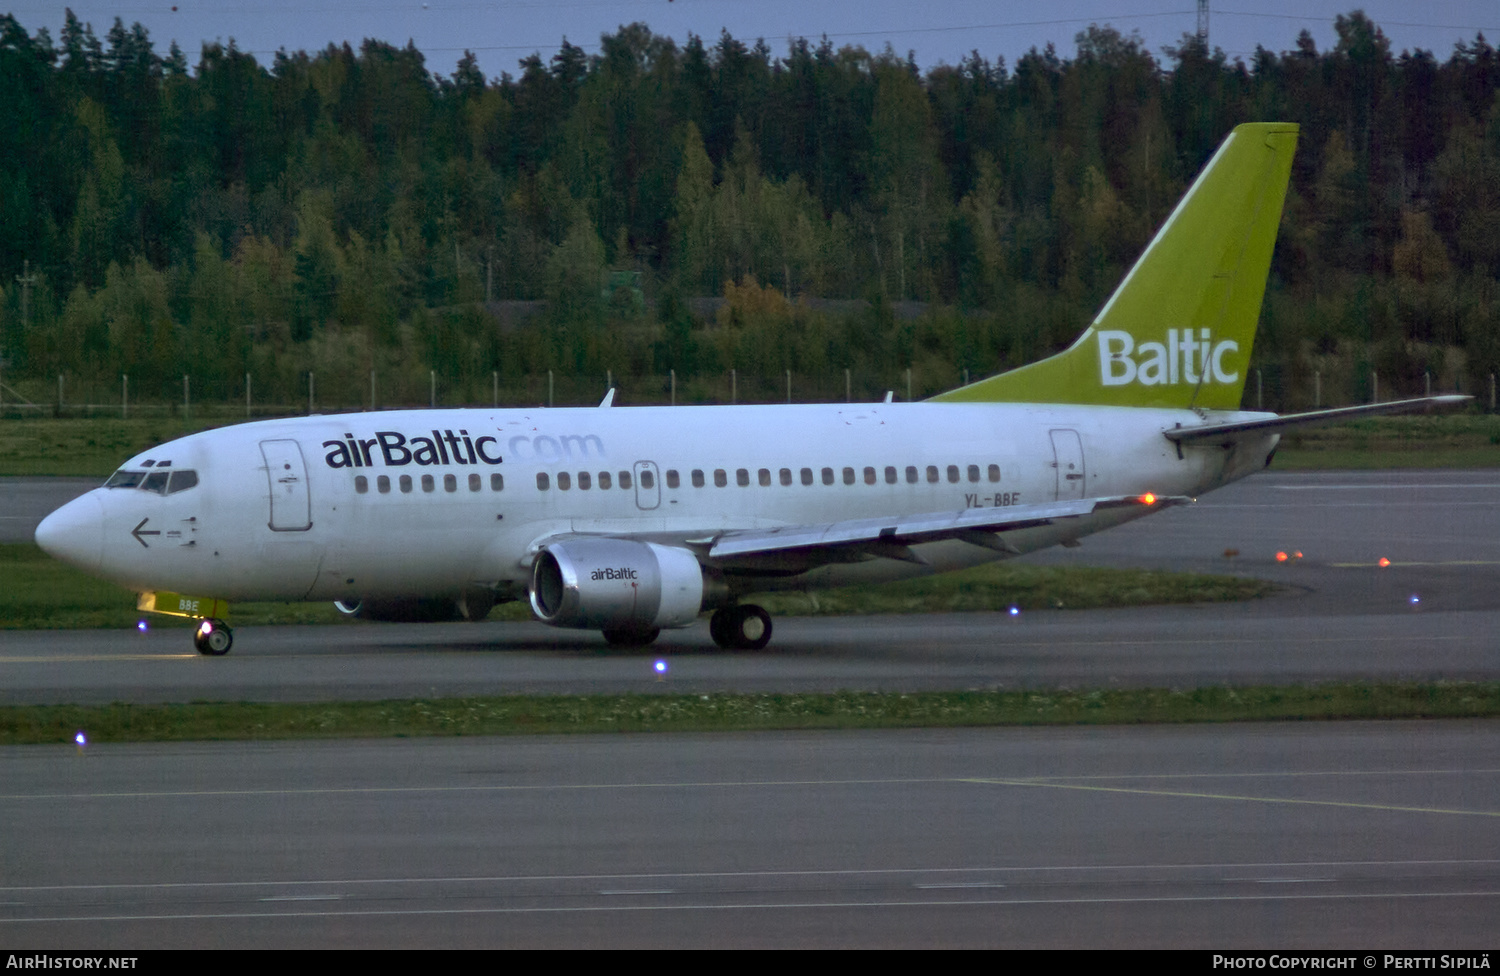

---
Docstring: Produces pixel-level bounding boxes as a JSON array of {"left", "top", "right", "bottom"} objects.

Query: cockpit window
[{"left": 104, "top": 468, "right": 199, "bottom": 495}]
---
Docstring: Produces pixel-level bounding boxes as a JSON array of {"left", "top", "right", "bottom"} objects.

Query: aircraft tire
[
  {"left": 735, "top": 605, "right": 772, "bottom": 650},
  {"left": 602, "top": 626, "right": 660, "bottom": 648},
  {"left": 711, "top": 605, "right": 772, "bottom": 650},
  {"left": 709, "top": 608, "right": 731, "bottom": 648},
  {"left": 196, "top": 619, "right": 233, "bottom": 656}
]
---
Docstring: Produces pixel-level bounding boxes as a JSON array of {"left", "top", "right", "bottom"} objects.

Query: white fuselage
[{"left": 38, "top": 401, "right": 1278, "bottom": 608}]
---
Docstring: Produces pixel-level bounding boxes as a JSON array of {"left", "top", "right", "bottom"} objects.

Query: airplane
[{"left": 35, "top": 122, "right": 1466, "bottom": 655}]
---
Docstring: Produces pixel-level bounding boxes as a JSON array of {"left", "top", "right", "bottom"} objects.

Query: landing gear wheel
[
  {"left": 709, "top": 605, "right": 773, "bottom": 650},
  {"left": 602, "top": 626, "right": 660, "bottom": 648},
  {"left": 194, "top": 618, "right": 233, "bottom": 656}
]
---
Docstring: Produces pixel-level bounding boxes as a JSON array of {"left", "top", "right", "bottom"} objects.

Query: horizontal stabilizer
[{"left": 1164, "top": 395, "right": 1471, "bottom": 446}]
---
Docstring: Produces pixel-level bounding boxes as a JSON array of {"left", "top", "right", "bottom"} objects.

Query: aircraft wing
[
  {"left": 703, "top": 493, "right": 1187, "bottom": 565},
  {"left": 1164, "top": 395, "right": 1470, "bottom": 447}
]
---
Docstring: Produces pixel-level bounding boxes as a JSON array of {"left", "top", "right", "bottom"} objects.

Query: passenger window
[
  {"left": 378, "top": 475, "right": 391, "bottom": 494},
  {"left": 578, "top": 471, "right": 591, "bottom": 490},
  {"left": 736, "top": 468, "right": 749, "bottom": 487},
  {"left": 640, "top": 470, "right": 655, "bottom": 489},
  {"left": 557, "top": 472, "right": 571, "bottom": 490},
  {"left": 599, "top": 471, "right": 612, "bottom": 490},
  {"left": 906, "top": 465, "right": 918, "bottom": 484},
  {"left": 801, "top": 468, "right": 814, "bottom": 486},
  {"left": 947, "top": 465, "right": 960, "bottom": 483},
  {"left": 167, "top": 470, "right": 198, "bottom": 494},
  {"left": 988, "top": 464, "right": 1001, "bottom": 482},
  {"left": 926, "top": 466, "right": 939, "bottom": 483},
  {"left": 884, "top": 466, "right": 897, "bottom": 484},
  {"left": 967, "top": 464, "right": 980, "bottom": 483},
  {"left": 536, "top": 472, "right": 549, "bottom": 490},
  {"left": 758, "top": 468, "right": 771, "bottom": 487},
  {"left": 821, "top": 467, "right": 834, "bottom": 486},
  {"left": 491, "top": 473, "right": 504, "bottom": 491},
  {"left": 864, "top": 466, "right": 876, "bottom": 485},
  {"left": 714, "top": 469, "right": 727, "bottom": 488},
  {"left": 422, "top": 474, "right": 435, "bottom": 493},
  {"left": 780, "top": 468, "right": 793, "bottom": 486},
  {"left": 619, "top": 470, "right": 633, "bottom": 489},
  {"left": 400, "top": 475, "right": 413, "bottom": 493},
  {"left": 469, "top": 473, "right": 481, "bottom": 492},
  {"left": 445, "top": 474, "right": 458, "bottom": 492},
  {"left": 692, "top": 469, "right": 705, "bottom": 488},
  {"left": 842, "top": 467, "right": 855, "bottom": 485},
  {"left": 665, "top": 469, "right": 679, "bottom": 489},
  {"left": 355, "top": 476, "right": 369, "bottom": 494}
]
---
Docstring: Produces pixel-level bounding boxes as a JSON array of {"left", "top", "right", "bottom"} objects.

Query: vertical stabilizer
[{"left": 933, "top": 122, "right": 1298, "bottom": 409}]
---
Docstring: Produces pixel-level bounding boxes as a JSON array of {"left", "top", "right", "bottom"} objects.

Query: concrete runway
[
  {"left": 3, "top": 469, "right": 1499, "bottom": 704},
  {"left": 2, "top": 723, "right": 1497, "bottom": 948}
]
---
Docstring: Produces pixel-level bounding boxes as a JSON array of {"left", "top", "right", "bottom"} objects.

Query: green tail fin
[{"left": 932, "top": 122, "right": 1298, "bottom": 410}]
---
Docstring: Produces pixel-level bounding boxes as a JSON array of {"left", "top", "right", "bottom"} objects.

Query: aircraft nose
[{"left": 35, "top": 492, "right": 104, "bottom": 574}]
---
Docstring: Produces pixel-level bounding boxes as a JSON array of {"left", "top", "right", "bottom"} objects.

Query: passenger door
[
  {"left": 260, "top": 439, "right": 313, "bottom": 531},
  {"left": 1049, "top": 429, "right": 1086, "bottom": 501}
]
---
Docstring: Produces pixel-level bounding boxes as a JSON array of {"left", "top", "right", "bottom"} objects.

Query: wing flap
[{"left": 707, "top": 494, "right": 1186, "bottom": 561}]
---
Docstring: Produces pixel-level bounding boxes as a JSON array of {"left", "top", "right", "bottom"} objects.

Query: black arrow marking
[{"left": 132, "top": 518, "right": 161, "bottom": 548}]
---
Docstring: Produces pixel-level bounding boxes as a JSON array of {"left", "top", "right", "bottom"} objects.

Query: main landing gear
[
  {"left": 193, "top": 618, "right": 233, "bottom": 656},
  {"left": 709, "top": 604, "right": 772, "bottom": 650}
]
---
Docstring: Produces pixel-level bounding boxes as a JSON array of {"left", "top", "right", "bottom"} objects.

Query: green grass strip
[{"left": 4, "top": 684, "right": 1496, "bottom": 745}]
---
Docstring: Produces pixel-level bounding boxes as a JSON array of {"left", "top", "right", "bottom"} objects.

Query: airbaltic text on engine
[
  {"left": 591, "top": 566, "right": 640, "bottom": 581},
  {"left": 1097, "top": 328, "right": 1239, "bottom": 386}
]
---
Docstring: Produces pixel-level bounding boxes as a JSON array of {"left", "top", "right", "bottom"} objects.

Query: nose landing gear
[{"left": 193, "top": 618, "right": 233, "bottom": 656}]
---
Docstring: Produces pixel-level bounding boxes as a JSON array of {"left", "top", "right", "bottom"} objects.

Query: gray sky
[{"left": 10, "top": 1, "right": 1500, "bottom": 79}]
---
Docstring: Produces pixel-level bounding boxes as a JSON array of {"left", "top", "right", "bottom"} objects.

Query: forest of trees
[{"left": 0, "top": 9, "right": 1498, "bottom": 411}]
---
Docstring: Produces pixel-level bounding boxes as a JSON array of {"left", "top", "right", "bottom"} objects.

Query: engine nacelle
[{"left": 530, "top": 539, "right": 704, "bottom": 631}]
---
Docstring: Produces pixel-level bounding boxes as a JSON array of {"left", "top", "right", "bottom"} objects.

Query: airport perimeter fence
[{"left": 0, "top": 365, "right": 1491, "bottom": 422}]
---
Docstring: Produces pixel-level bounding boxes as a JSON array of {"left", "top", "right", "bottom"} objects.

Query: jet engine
[{"left": 529, "top": 539, "right": 706, "bottom": 632}]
